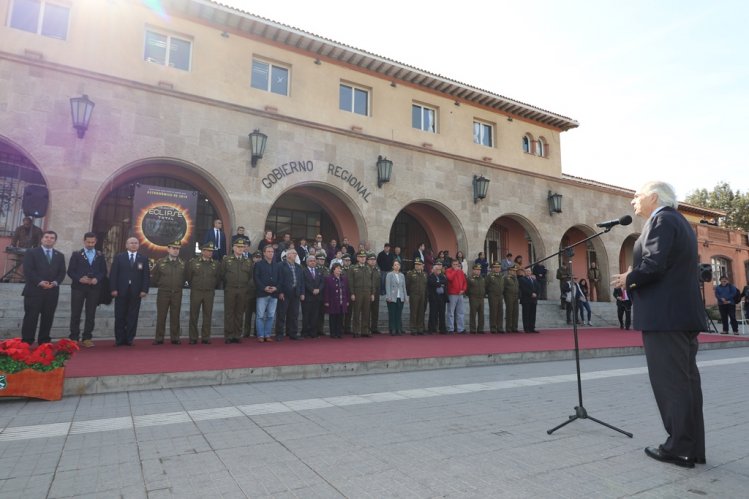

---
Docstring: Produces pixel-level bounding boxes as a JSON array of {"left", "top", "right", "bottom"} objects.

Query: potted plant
[{"left": 0, "top": 338, "right": 79, "bottom": 400}]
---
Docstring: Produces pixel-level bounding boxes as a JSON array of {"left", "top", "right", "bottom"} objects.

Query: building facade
[{"left": 0, "top": 0, "right": 746, "bottom": 305}]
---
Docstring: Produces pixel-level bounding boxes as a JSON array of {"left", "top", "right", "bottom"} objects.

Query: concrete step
[{"left": 0, "top": 284, "right": 621, "bottom": 338}]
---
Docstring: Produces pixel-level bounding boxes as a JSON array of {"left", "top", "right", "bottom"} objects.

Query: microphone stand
[{"left": 528, "top": 227, "right": 633, "bottom": 438}]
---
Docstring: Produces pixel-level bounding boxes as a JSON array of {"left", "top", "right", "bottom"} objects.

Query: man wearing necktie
[
  {"left": 203, "top": 219, "right": 227, "bottom": 261},
  {"left": 613, "top": 286, "right": 632, "bottom": 330},
  {"left": 109, "top": 237, "right": 150, "bottom": 346},
  {"left": 301, "top": 253, "right": 325, "bottom": 338},
  {"left": 67, "top": 231, "right": 107, "bottom": 347},
  {"left": 21, "top": 230, "right": 66, "bottom": 344}
]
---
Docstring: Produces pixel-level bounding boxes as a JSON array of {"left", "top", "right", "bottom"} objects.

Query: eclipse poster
[{"left": 132, "top": 184, "right": 197, "bottom": 261}]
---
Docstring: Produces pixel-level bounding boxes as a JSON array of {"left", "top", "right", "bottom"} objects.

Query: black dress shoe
[
  {"left": 224, "top": 339, "right": 232, "bottom": 344},
  {"left": 644, "top": 446, "right": 694, "bottom": 468},
  {"left": 189, "top": 339, "right": 197, "bottom": 345},
  {"left": 152, "top": 340, "right": 163, "bottom": 345},
  {"left": 289, "top": 336, "right": 303, "bottom": 340},
  {"left": 171, "top": 340, "right": 180, "bottom": 345},
  {"left": 201, "top": 339, "right": 211, "bottom": 344}
]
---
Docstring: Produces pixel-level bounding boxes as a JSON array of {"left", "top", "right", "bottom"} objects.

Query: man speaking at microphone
[{"left": 612, "top": 181, "right": 706, "bottom": 469}]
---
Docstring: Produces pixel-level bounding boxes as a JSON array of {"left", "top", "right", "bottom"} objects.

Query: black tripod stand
[
  {"left": 699, "top": 282, "right": 719, "bottom": 334},
  {"left": 529, "top": 228, "right": 633, "bottom": 438}
]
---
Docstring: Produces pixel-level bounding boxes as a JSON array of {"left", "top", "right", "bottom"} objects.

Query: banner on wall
[{"left": 132, "top": 184, "right": 197, "bottom": 262}]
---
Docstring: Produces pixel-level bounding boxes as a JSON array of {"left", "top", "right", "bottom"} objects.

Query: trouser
[
  {"left": 329, "top": 313, "right": 343, "bottom": 338},
  {"left": 302, "top": 298, "right": 321, "bottom": 337},
  {"left": 351, "top": 291, "right": 371, "bottom": 336},
  {"left": 114, "top": 287, "right": 142, "bottom": 345},
  {"left": 276, "top": 294, "right": 301, "bottom": 338},
  {"left": 344, "top": 307, "right": 353, "bottom": 334},
  {"left": 718, "top": 303, "right": 738, "bottom": 332},
  {"left": 189, "top": 289, "right": 215, "bottom": 341},
  {"left": 446, "top": 294, "right": 465, "bottom": 332},
  {"left": 487, "top": 294, "right": 504, "bottom": 332},
  {"left": 409, "top": 293, "right": 426, "bottom": 333},
  {"left": 155, "top": 289, "right": 182, "bottom": 342},
  {"left": 521, "top": 300, "right": 537, "bottom": 332},
  {"left": 537, "top": 280, "right": 547, "bottom": 300},
  {"left": 468, "top": 297, "right": 484, "bottom": 332},
  {"left": 504, "top": 293, "right": 518, "bottom": 332},
  {"left": 69, "top": 285, "right": 100, "bottom": 341},
  {"left": 617, "top": 304, "right": 632, "bottom": 329},
  {"left": 642, "top": 331, "right": 704, "bottom": 459},
  {"left": 22, "top": 289, "right": 60, "bottom": 345},
  {"left": 224, "top": 287, "right": 247, "bottom": 340},
  {"left": 317, "top": 301, "right": 327, "bottom": 335},
  {"left": 243, "top": 294, "right": 256, "bottom": 337},
  {"left": 578, "top": 301, "right": 592, "bottom": 322},
  {"left": 256, "top": 296, "right": 278, "bottom": 338},
  {"left": 589, "top": 281, "right": 599, "bottom": 302},
  {"left": 387, "top": 298, "right": 404, "bottom": 332},
  {"left": 370, "top": 294, "right": 381, "bottom": 332},
  {"left": 428, "top": 296, "right": 447, "bottom": 333}
]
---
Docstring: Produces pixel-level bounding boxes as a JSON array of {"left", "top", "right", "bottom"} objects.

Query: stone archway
[
  {"left": 482, "top": 214, "right": 545, "bottom": 267},
  {"left": 619, "top": 234, "right": 638, "bottom": 272},
  {"left": 263, "top": 182, "right": 367, "bottom": 249},
  {"left": 389, "top": 200, "right": 467, "bottom": 269},
  {"left": 92, "top": 158, "right": 233, "bottom": 260},
  {"left": 559, "top": 224, "right": 611, "bottom": 301}
]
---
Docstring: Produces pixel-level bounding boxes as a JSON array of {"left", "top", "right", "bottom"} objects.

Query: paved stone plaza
[{"left": 1, "top": 347, "right": 748, "bottom": 498}]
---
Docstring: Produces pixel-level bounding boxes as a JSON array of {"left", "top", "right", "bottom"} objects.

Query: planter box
[{"left": 0, "top": 367, "right": 64, "bottom": 401}]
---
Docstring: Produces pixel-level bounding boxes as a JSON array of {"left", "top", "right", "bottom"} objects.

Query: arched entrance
[
  {"left": 559, "top": 225, "right": 610, "bottom": 301},
  {"left": 0, "top": 139, "right": 49, "bottom": 281},
  {"left": 92, "top": 160, "right": 231, "bottom": 262},
  {"left": 619, "top": 234, "right": 638, "bottom": 272},
  {"left": 483, "top": 214, "right": 544, "bottom": 267},
  {"left": 389, "top": 201, "right": 465, "bottom": 269},
  {"left": 264, "top": 183, "right": 366, "bottom": 249}
]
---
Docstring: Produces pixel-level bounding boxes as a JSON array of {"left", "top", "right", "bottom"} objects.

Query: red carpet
[{"left": 63, "top": 329, "right": 749, "bottom": 378}]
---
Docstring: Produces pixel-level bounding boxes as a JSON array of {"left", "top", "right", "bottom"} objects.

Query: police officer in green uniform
[
  {"left": 503, "top": 264, "right": 520, "bottom": 332},
  {"left": 152, "top": 240, "right": 186, "bottom": 345},
  {"left": 221, "top": 237, "right": 253, "bottom": 343},
  {"left": 406, "top": 257, "right": 427, "bottom": 335},
  {"left": 485, "top": 261, "right": 505, "bottom": 333},
  {"left": 349, "top": 250, "right": 374, "bottom": 337},
  {"left": 186, "top": 242, "right": 220, "bottom": 344},
  {"left": 367, "top": 252, "right": 381, "bottom": 334},
  {"left": 466, "top": 263, "right": 486, "bottom": 333},
  {"left": 341, "top": 253, "right": 353, "bottom": 335},
  {"left": 315, "top": 252, "right": 329, "bottom": 336},
  {"left": 243, "top": 250, "right": 262, "bottom": 338}
]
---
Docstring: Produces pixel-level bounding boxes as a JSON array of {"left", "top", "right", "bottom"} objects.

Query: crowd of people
[{"left": 16, "top": 218, "right": 749, "bottom": 347}]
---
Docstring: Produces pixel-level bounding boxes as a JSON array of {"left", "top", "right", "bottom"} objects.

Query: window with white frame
[
  {"left": 251, "top": 59, "right": 289, "bottom": 96},
  {"left": 711, "top": 256, "right": 732, "bottom": 285},
  {"left": 339, "top": 83, "right": 369, "bottom": 116},
  {"left": 473, "top": 120, "right": 493, "bottom": 147},
  {"left": 537, "top": 137, "right": 548, "bottom": 157},
  {"left": 412, "top": 103, "right": 436, "bottom": 133},
  {"left": 9, "top": 0, "right": 70, "bottom": 40},
  {"left": 522, "top": 134, "right": 532, "bottom": 153},
  {"left": 144, "top": 30, "right": 192, "bottom": 71}
]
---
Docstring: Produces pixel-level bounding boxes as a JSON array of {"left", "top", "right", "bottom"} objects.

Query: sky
[{"left": 219, "top": 0, "right": 748, "bottom": 200}]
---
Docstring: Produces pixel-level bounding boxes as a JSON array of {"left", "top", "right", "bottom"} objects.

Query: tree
[{"left": 684, "top": 182, "right": 749, "bottom": 232}]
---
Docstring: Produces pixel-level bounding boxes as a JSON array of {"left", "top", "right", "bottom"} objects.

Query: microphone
[{"left": 596, "top": 215, "right": 633, "bottom": 229}]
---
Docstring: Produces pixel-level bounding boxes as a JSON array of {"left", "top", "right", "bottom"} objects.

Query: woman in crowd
[
  {"left": 257, "top": 230, "right": 274, "bottom": 251},
  {"left": 513, "top": 254, "right": 524, "bottom": 269},
  {"left": 577, "top": 278, "right": 593, "bottom": 326},
  {"left": 455, "top": 250, "right": 468, "bottom": 274},
  {"left": 385, "top": 260, "right": 408, "bottom": 335},
  {"left": 323, "top": 263, "right": 350, "bottom": 339}
]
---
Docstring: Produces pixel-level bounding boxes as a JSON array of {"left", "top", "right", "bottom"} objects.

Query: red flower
[{"left": 54, "top": 338, "right": 80, "bottom": 354}]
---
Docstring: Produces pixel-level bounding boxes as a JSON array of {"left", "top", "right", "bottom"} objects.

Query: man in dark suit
[
  {"left": 301, "top": 253, "right": 325, "bottom": 338},
  {"left": 613, "top": 287, "right": 632, "bottom": 329},
  {"left": 109, "top": 237, "right": 150, "bottom": 346},
  {"left": 21, "top": 230, "right": 66, "bottom": 344},
  {"left": 427, "top": 261, "right": 447, "bottom": 333},
  {"left": 612, "top": 181, "right": 707, "bottom": 469},
  {"left": 276, "top": 248, "right": 305, "bottom": 340},
  {"left": 68, "top": 231, "right": 108, "bottom": 347},
  {"left": 203, "top": 219, "right": 227, "bottom": 261},
  {"left": 518, "top": 268, "right": 539, "bottom": 333}
]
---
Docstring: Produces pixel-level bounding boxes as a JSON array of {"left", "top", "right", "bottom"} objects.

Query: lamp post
[
  {"left": 376, "top": 155, "right": 393, "bottom": 188},
  {"left": 249, "top": 129, "right": 268, "bottom": 167},
  {"left": 548, "top": 191, "right": 563, "bottom": 215},
  {"left": 473, "top": 175, "right": 489, "bottom": 204},
  {"left": 70, "top": 95, "right": 95, "bottom": 138}
]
